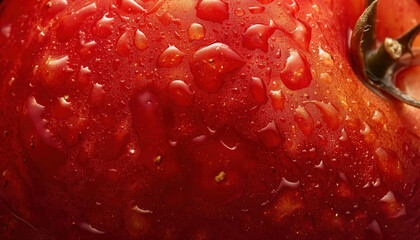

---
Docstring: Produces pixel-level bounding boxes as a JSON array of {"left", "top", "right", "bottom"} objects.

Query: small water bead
[
  {"left": 319, "top": 47, "right": 334, "bottom": 66},
  {"left": 80, "top": 40, "right": 97, "bottom": 60},
  {"left": 269, "top": 90, "right": 285, "bottom": 111},
  {"left": 196, "top": 0, "right": 229, "bottom": 23},
  {"left": 250, "top": 77, "right": 267, "bottom": 105},
  {"left": 248, "top": 6, "right": 265, "bottom": 14},
  {"left": 234, "top": 8, "right": 245, "bottom": 17},
  {"left": 294, "top": 106, "right": 314, "bottom": 136},
  {"left": 0, "top": 24, "right": 11, "bottom": 41},
  {"left": 187, "top": 23, "right": 206, "bottom": 41},
  {"left": 90, "top": 83, "right": 105, "bottom": 107},
  {"left": 168, "top": 80, "right": 195, "bottom": 107},
  {"left": 308, "top": 101, "right": 343, "bottom": 130},
  {"left": 134, "top": 30, "right": 148, "bottom": 50},
  {"left": 92, "top": 14, "right": 115, "bottom": 38},
  {"left": 280, "top": 50, "right": 312, "bottom": 90},
  {"left": 156, "top": 46, "right": 185, "bottom": 68},
  {"left": 119, "top": 0, "right": 146, "bottom": 14},
  {"left": 243, "top": 20, "right": 278, "bottom": 52},
  {"left": 190, "top": 43, "right": 245, "bottom": 93},
  {"left": 116, "top": 30, "right": 132, "bottom": 56},
  {"left": 56, "top": 3, "right": 97, "bottom": 42}
]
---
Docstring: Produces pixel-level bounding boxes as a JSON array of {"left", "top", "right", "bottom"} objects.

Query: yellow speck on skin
[
  {"left": 215, "top": 171, "right": 226, "bottom": 183},
  {"left": 154, "top": 156, "right": 162, "bottom": 164}
]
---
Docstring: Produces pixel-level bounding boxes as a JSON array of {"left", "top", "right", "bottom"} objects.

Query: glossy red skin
[{"left": 0, "top": 0, "right": 420, "bottom": 239}]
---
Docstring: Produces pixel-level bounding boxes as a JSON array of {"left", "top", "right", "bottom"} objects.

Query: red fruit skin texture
[{"left": 0, "top": 0, "right": 420, "bottom": 239}]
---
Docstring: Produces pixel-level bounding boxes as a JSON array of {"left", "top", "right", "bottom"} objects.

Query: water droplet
[
  {"left": 116, "top": 30, "right": 132, "bottom": 56},
  {"left": 46, "top": 0, "right": 68, "bottom": 17},
  {"left": 188, "top": 23, "right": 206, "bottom": 41},
  {"left": 294, "top": 106, "right": 314, "bottom": 136},
  {"left": 90, "top": 83, "right": 105, "bottom": 107},
  {"left": 375, "top": 148, "right": 404, "bottom": 181},
  {"left": 80, "top": 40, "right": 97, "bottom": 60},
  {"left": 196, "top": 0, "right": 229, "bottom": 23},
  {"left": 280, "top": 50, "right": 312, "bottom": 90},
  {"left": 156, "top": 46, "right": 185, "bottom": 68},
  {"left": 269, "top": 90, "right": 285, "bottom": 110},
  {"left": 250, "top": 77, "right": 267, "bottom": 105},
  {"left": 134, "top": 30, "right": 148, "bottom": 50},
  {"left": 79, "top": 222, "right": 106, "bottom": 234},
  {"left": 371, "top": 110, "right": 385, "bottom": 127},
  {"left": 156, "top": 11, "right": 181, "bottom": 26},
  {"left": 92, "top": 14, "right": 115, "bottom": 38},
  {"left": 319, "top": 47, "right": 334, "bottom": 66},
  {"left": 379, "top": 191, "right": 406, "bottom": 219},
  {"left": 56, "top": 3, "right": 97, "bottom": 42},
  {"left": 0, "top": 24, "right": 12, "bottom": 42},
  {"left": 308, "top": 101, "right": 343, "bottom": 130},
  {"left": 78, "top": 66, "right": 91, "bottom": 86},
  {"left": 234, "top": 8, "right": 245, "bottom": 17},
  {"left": 39, "top": 55, "right": 74, "bottom": 89},
  {"left": 168, "top": 80, "right": 194, "bottom": 107},
  {"left": 19, "top": 97, "right": 67, "bottom": 178},
  {"left": 242, "top": 20, "right": 277, "bottom": 52},
  {"left": 119, "top": 0, "right": 146, "bottom": 14},
  {"left": 190, "top": 43, "right": 245, "bottom": 93},
  {"left": 290, "top": 19, "right": 311, "bottom": 50},
  {"left": 339, "top": 129, "right": 348, "bottom": 141},
  {"left": 319, "top": 72, "right": 332, "bottom": 84},
  {"left": 258, "top": 121, "right": 283, "bottom": 148},
  {"left": 257, "top": 0, "right": 274, "bottom": 4},
  {"left": 284, "top": 0, "right": 299, "bottom": 16},
  {"left": 248, "top": 6, "right": 265, "bottom": 14},
  {"left": 360, "top": 121, "right": 377, "bottom": 143}
]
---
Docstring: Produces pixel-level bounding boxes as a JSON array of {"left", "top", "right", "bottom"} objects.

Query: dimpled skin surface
[{"left": 0, "top": 0, "right": 420, "bottom": 239}]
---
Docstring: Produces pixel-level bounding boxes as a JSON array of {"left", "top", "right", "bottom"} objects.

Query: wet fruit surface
[{"left": 0, "top": 0, "right": 420, "bottom": 239}]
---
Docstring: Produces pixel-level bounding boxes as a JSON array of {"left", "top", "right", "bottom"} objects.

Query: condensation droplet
[
  {"left": 156, "top": 46, "right": 185, "bottom": 68},
  {"left": 280, "top": 50, "right": 312, "bottom": 90},
  {"left": 188, "top": 23, "right": 206, "bottom": 41}
]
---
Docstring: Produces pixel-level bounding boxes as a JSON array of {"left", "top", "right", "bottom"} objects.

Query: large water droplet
[
  {"left": 243, "top": 20, "right": 277, "bottom": 52},
  {"left": 56, "top": 3, "right": 97, "bottom": 42},
  {"left": 258, "top": 121, "right": 283, "bottom": 148},
  {"left": 280, "top": 50, "right": 312, "bottom": 90},
  {"left": 156, "top": 46, "right": 185, "bottom": 68},
  {"left": 250, "top": 77, "right": 267, "bottom": 105},
  {"left": 269, "top": 90, "right": 285, "bottom": 111},
  {"left": 156, "top": 11, "right": 181, "bottom": 26},
  {"left": 190, "top": 43, "right": 245, "bottom": 93},
  {"left": 116, "top": 30, "right": 132, "bottom": 56},
  {"left": 92, "top": 14, "right": 115, "bottom": 38},
  {"left": 19, "top": 97, "right": 67, "bottom": 178},
  {"left": 379, "top": 191, "right": 406, "bottom": 219},
  {"left": 134, "top": 30, "right": 148, "bottom": 50},
  {"left": 196, "top": 0, "right": 229, "bottom": 23},
  {"left": 168, "top": 80, "right": 195, "bottom": 107},
  {"left": 375, "top": 148, "right": 404, "bottom": 181},
  {"left": 294, "top": 106, "right": 314, "bottom": 136},
  {"left": 308, "top": 101, "right": 343, "bottom": 130},
  {"left": 188, "top": 23, "right": 206, "bottom": 41},
  {"left": 39, "top": 55, "right": 74, "bottom": 89}
]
